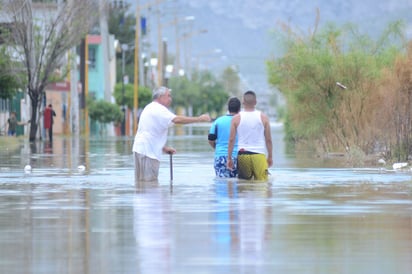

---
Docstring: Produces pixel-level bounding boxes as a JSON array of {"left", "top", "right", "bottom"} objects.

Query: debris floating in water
[
  {"left": 24, "top": 165, "right": 32, "bottom": 173},
  {"left": 336, "top": 82, "right": 347, "bottom": 89},
  {"left": 392, "top": 162, "right": 408, "bottom": 170}
]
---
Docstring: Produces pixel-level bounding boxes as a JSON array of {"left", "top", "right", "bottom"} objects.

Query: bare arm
[
  {"left": 172, "top": 114, "right": 211, "bottom": 124},
  {"left": 208, "top": 140, "right": 216, "bottom": 149},
  {"left": 227, "top": 114, "right": 240, "bottom": 169},
  {"left": 261, "top": 113, "right": 273, "bottom": 167}
]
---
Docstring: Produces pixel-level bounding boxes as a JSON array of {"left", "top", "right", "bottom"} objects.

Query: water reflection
[
  {"left": 134, "top": 182, "right": 172, "bottom": 273},
  {"left": 211, "top": 179, "right": 275, "bottom": 273}
]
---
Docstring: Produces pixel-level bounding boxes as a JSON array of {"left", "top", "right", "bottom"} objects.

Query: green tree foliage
[
  {"left": 88, "top": 99, "right": 123, "bottom": 124},
  {"left": 220, "top": 66, "right": 241, "bottom": 97},
  {"left": 113, "top": 83, "right": 152, "bottom": 109},
  {"left": 168, "top": 76, "right": 197, "bottom": 111},
  {"left": 108, "top": 4, "right": 137, "bottom": 84},
  {"left": 107, "top": 3, "right": 134, "bottom": 45},
  {"left": 193, "top": 71, "right": 228, "bottom": 116},
  {"left": 0, "top": 0, "right": 99, "bottom": 141},
  {"left": 267, "top": 20, "right": 406, "bottom": 160},
  {"left": 168, "top": 70, "right": 229, "bottom": 117},
  {"left": 0, "top": 48, "right": 23, "bottom": 99}
]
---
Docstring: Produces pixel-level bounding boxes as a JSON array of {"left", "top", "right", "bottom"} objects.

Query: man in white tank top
[{"left": 227, "top": 91, "right": 273, "bottom": 180}]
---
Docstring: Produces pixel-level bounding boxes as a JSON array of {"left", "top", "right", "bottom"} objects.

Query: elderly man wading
[{"left": 132, "top": 86, "right": 211, "bottom": 182}]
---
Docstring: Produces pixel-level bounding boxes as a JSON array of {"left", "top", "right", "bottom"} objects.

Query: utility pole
[
  {"left": 69, "top": 47, "right": 79, "bottom": 137},
  {"left": 84, "top": 35, "right": 89, "bottom": 136},
  {"left": 134, "top": 0, "right": 166, "bottom": 134},
  {"left": 100, "top": 0, "right": 111, "bottom": 101},
  {"left": 174, "top": 16, "right": 195, "bottom": 76},
  {"left": 156, "top": 3, "right": 163, "bottom": 87},
  {"left": 133, "top": 1, "right": 140, "bottom": 135},
  {"left": 182, "top": 28, "right": 207, "bottom": 79},
  {"left": 121, "top": 44, "right": 127, "bottom": 136}
]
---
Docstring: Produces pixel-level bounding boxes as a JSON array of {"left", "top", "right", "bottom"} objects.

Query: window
[{"left": 88, "top": 47, "right": 96, "bottom": 69}]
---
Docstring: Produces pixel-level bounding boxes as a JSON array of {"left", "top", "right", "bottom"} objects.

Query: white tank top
[{"left": 237, "top": 110, "right": 266, "bottom": 154}]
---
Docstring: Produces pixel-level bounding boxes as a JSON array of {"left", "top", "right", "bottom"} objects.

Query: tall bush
[{"left": 267, "top": 20, "right": 406, "bottom": 160}]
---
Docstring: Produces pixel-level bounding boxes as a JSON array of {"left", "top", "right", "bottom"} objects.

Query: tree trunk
[{"left": 29, "top": 94, "right": 39, "bottom": 142}]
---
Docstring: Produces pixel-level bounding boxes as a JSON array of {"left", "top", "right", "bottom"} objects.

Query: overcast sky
[
  {"left": 136, "top": 0, "right": 412, "bottom": 93},
  {"left": 183, "top": 0, "right": 412, "bottom": 31}
]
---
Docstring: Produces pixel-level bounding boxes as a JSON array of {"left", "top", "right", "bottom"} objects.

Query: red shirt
[{"left": 44, "top": 107, "right": 53, "bottom": 129}]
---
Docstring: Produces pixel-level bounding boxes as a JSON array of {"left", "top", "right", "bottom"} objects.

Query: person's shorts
[
  {"left": 214, "top": 156, "right": 237, "bottom": 178},
  {"left": 237, "top": 152, "right": 268, "bottom": 181},
  {"left": 134, "top": 152, "right": 160, "bottom": 182}
]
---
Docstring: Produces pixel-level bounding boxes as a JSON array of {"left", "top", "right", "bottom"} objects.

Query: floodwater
[{"left": 0, "top": 124, "right": 412, "bottom": 274}]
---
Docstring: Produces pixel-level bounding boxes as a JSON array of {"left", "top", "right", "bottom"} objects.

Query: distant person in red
[{"left": 44, "top": 104, "right": 56, "bottom": 142}]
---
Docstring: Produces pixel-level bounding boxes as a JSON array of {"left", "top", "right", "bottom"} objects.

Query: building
[
  {"left": 87, "top": 34, "right": 117, "bottom": 101},
  {"left": 43, "top": 34, "right": 118, "bottom": 136},
  {"left": 0, "top": 1, "right": 119, "bottom": 137}
]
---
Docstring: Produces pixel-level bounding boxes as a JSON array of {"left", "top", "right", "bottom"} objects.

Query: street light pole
[
  {"left": 133, "top": 2, "right": 140, "bottom": 135},
  {"left": 174, "top": 16, "right": 194, "bottom": 76},
  {"left": 193, "top": 48, "right": 222, "bottom": 71},
  {"left": 156, "top": 5, "right": 163, "bottom": 87},
  {"left": 181, "top": 29, "right": 208, "bottom": 79},
  {"left": 121, "top": 44, "right": 127, "bottom": 136},
  {"left": 134, "top": 0, "right": 166, "bottom": 134}
]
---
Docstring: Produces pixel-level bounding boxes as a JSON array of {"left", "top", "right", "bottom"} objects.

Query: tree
[
  {"left": 0, "top": 0, "right": 99, "bottom": 141},
  {"left": 107, "top": 3, "right": 137, "bottom": 84},
  {"left": 0, "top": 48, "right": 24, "bottom": 99},
  {"left": 107, "top": 2, "right": 134, "bottom": 46},
  {"left": 191, "top": 70, "right": 227, "bottom": 116},
  {"left": 168, "top": 70, "right": 230, "bottom": 117},
  {"left": 220, "top": 66, "right": 240, "bottom": 97},
  {"left": 113, "top": 83, "right": 152, "bottom": 109},
  {"left": 168, "top": 75, "right": 198, "bottom": 115},
  {"left": 88, "top": 99, "right": 123, "bottom": 124},
  {"left": 88, "top": 99, "right": 123, "bottom": 135}
]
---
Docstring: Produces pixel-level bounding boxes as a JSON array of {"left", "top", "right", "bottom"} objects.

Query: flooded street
[{"left": 1, "top": 124, "right": 412, "bottom": 274}]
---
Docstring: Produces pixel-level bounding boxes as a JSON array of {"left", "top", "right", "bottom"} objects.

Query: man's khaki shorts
[{"left": 134, "top": 152, "right": 160, "bottom": 182}]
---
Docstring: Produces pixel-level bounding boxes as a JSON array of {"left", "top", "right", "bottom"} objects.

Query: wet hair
[
  {"left": 228, "top": 97, "right": 241, "bottom": 113},
  {"left": 243, "top": 90, "right": 256, "bottom": 105},
  {"left": 152, "top": 86, "right": 171, "bottom": 100}
]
